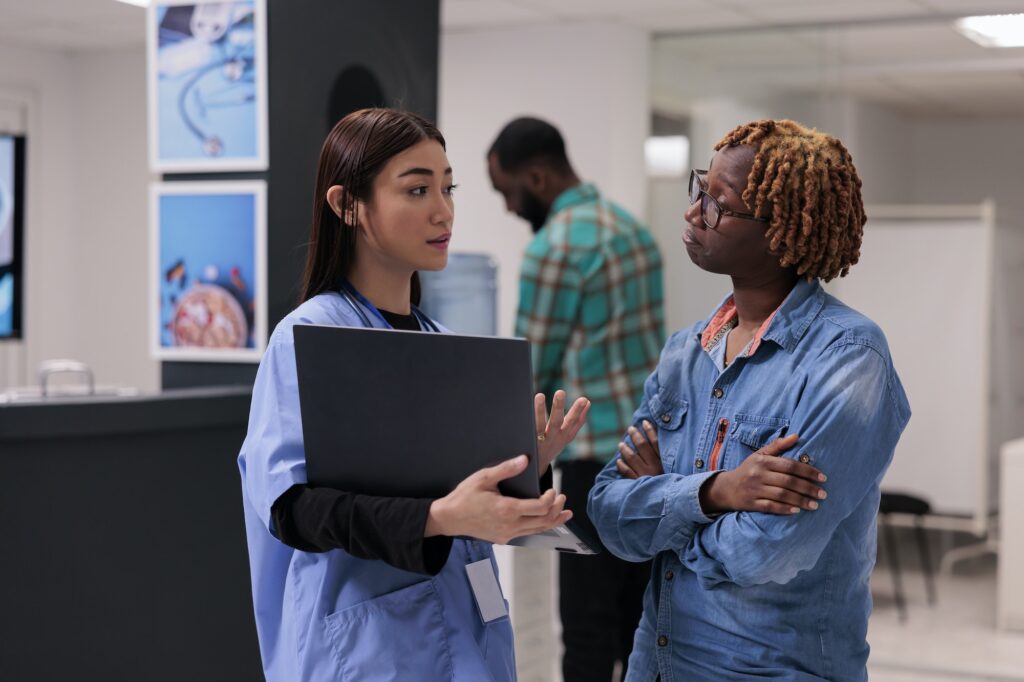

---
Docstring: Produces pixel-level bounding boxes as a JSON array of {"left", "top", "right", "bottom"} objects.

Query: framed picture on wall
[
  {"left": 146, "top": 0, "right": 268, "bottom": 172},
  {"left": 150, "top": 181, "right": 267, "bottom": 362}
]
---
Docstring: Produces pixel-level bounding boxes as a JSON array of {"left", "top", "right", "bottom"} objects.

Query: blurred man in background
[{"left": 488, "top": 117, "right": 665, "bottom": 682}]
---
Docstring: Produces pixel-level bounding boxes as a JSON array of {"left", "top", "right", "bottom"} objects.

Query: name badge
[{"left": 465, "top": 559, "right": 508, "bottom": 623}]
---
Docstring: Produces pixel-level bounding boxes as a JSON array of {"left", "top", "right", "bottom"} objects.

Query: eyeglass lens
[{"left": 689, "top": 170, "right": 720, "bottom": 229}]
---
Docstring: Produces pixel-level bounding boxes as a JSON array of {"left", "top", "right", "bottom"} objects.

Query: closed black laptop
[{"left": 293, "top": 324, "right": 598, "bottom": 554}]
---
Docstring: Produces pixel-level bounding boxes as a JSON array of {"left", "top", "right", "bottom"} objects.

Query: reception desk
[{"left": 0, "top": 387, "right": 263, "bottom": 681}]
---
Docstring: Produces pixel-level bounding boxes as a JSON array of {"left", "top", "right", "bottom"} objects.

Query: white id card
[{"left": 465, "top": 559, "right": 508, "bottom": 623}]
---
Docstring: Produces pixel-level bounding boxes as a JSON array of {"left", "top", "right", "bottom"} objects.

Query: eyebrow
[
  {"left": 397, "top": 167, "right": 453, "bottom": 178},
  {"left": 706, "top": 156, "right": 744, "bottom": 198},
  {"left": 720, "top": 175, "right": 744, "bottom": 198}
]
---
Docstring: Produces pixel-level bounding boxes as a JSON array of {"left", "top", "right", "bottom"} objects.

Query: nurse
[{"left": 238, "top": 108, "right": 589, "bottom": 682}]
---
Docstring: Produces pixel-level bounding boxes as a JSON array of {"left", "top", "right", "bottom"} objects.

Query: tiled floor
[{"left": 867, "top": 554, "right": 1024, "bottom": 682}]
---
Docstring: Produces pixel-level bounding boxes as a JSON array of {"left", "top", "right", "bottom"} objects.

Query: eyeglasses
[{"left": 688, "top": 169, "right": 770, "bottom": 230}]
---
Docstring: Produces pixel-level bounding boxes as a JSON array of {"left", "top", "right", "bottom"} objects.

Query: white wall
[
  {"left": 0, "top": 43, "right": 155, "bottom": 393},
  {"left": 67, "top": 48, "right": 155, "bottom": 393},
  {"left": 439, "top": 21, "right": 650, "bottom": 337},
  {"left": 0, "top": 43, "right": 78, "bottom": 389},
  {"left": 909, "top": 117, "right": 1024, "bottom": 214}
]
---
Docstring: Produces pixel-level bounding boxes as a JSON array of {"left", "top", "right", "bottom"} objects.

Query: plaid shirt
[{"left": 516, "top": 183, "right": 665, "bottom": 463}]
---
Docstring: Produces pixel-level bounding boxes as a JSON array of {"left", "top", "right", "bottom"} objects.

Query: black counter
[{"left": 0, "top": 387, "right": 264, "bottom": 681}]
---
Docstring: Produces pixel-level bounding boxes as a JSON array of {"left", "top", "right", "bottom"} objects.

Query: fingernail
[
  {"left": 643, "top": 420, "right": 651, "bottom": 428},
  {"left": 808, "top": 501, "right": 818, "bottom": 510},
  {"left": 818, "top": 474, "right": 827, "bottom": 482},
  {"left": 790, "top": 507, "right": 801, "bottom": 514},
  {"left": 818, "top": 490, "right": 827, "bottom": 499}
]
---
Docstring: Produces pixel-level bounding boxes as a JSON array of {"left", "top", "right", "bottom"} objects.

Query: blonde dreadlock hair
[{"left": 715, "top": 119, "right": 865, "bottom": 281}]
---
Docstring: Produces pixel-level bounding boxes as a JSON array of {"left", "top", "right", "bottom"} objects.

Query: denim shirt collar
[
  {"left": 695, "top": 278, "right": 826, "bottom": 354},
  {"left": 548, "top": 182, "right": 599, "bottom": 219}
]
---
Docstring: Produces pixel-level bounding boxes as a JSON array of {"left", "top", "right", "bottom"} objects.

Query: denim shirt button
[
  {"left": 665, "top": 570, "right": 674, "bottom": 581},
  {"left": 694, "top": 458, "right": 704, "bottom": 469},
  {"left": 799, "top": 453, "right": 811, "bottom": 464},
  {"left": 713, "top": 387, "right": 724, "bottom": 399},
  {"left": 658, "top": 635, "right": 668, "bottom": 647},
  {"left": 660, "top": 413, "right": 671, "bottom": 423}
]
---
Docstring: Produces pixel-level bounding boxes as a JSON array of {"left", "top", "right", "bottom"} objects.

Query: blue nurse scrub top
[{"left": 237, "top": 290, "right": 517, "bottom": 681}]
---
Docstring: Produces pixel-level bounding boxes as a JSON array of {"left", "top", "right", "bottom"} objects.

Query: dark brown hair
[
  {"left": 300, "top": 108, "right": 446, "bottom": 302},
  {"left": 716, "top": 119, "right": 866, "bottom": 281}
]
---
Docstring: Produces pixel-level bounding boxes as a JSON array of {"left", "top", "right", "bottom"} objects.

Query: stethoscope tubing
[
  {"left": 339, "top": 281, "right": 440, "bottom": 333},
  {"left": 176, "top": 40, "right": 254, "bottom": 146}
]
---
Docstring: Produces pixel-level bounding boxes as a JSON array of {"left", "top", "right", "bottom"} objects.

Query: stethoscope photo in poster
[{"left": 150, "top": 1, "right": 267, "bottom": 171}]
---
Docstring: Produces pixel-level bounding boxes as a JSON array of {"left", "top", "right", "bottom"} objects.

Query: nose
[
  {"left": 684, "top": 198, "right": 703, "bottom": 228},
  {"left": 433, "top": 192, "right": 454, "bottom": 225}
]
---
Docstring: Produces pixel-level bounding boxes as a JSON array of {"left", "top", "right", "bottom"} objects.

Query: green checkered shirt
[{"left": 516, "top": 183, "right": 665, "bottom": 463}]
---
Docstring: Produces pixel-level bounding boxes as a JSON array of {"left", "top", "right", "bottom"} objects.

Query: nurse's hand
[
  {"left": 535, "top": 390, "right": 591, "bottom": 474},
  {"left": 425, "top": 454, "right": 573, "bottom": 544}
]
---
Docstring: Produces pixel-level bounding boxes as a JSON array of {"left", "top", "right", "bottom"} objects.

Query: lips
[
  {"left": 683, "top": 227, "right": 702, "bottom": 246},
  {"left": 427, "top": 233, "right": 451, "bottom": 249}
]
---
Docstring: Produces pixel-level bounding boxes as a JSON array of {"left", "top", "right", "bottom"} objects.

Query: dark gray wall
[
  {"left": 0, "top": 389, "right": 259, "bottom": 680},
  {"left": 163, "top": 0, "right": 440, "bottom": 390}
]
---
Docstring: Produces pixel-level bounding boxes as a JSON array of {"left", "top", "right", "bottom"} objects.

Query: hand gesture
[
  {"left": 700, "top": 434, "right": 828, "bottom": 515},
  {"left": 616, "top": 420, "right": 663, "bottom": 478},
  {"left": 425, "top": 455, "right": 573, "bottom": 544},
  {"left": 535, "top": 390, "right": 590, "bottom": 474}
]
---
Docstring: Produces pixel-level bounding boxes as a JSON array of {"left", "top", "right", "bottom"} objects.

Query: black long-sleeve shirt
[{"left": 271, "top": 485, "right": 453, "bottom": 575}]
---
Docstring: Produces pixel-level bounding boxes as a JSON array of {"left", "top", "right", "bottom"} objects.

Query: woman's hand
[
  {"left": 616, "top": 420, "right": 663, "bottom": 478},
  {"left": 425, "top": 455, "right": 573, "bottom": 544},
  {"left": 699, "top": 434, "right": 828, "bottom": 515},
  {"left": 535, "top": 390, "right": 591, "bottom": 474}
]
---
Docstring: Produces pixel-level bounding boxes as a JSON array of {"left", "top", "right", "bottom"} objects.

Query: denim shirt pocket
[
  {"left": 724, "top": 413, "right": 790, "bottom": 470},
  {"left": 646, "top": 391, "right": 688, "bottom": 472}
]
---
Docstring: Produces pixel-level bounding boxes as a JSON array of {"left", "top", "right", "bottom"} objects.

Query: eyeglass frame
[{"left": 688, "top": 169, "right": 770, "bottom": 230}]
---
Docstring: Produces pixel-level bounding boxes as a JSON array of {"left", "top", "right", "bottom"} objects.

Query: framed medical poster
[
  {"left": 150, "top": 181, "right": 267, "bottom": 362},
  {"left": 147, "top": 0, "right": 268, "bottom": 172}
]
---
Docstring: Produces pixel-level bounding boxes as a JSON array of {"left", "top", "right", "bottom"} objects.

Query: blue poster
[
  {"left": 156, "top": 189, "right": 259, "bottom": 354},
  {"left": 150, "top": 1, "right": 267, "bottom": 171}
]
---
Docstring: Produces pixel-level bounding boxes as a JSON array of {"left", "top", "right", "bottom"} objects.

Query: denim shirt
[{"left": 588, "top": 279, "right": 910, "bottom": 682}]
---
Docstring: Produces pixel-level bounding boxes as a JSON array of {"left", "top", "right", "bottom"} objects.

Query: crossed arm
[{"left": 588, "top": 342, "right": 909, "bottom": 586}]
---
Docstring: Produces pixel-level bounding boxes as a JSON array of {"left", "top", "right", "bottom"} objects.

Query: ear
[
  {"left": 524, "top": 164, "right": 547, "bottom": 195},
  {"left": 325, "top": 185, "right": 359, "bottom": 227}
]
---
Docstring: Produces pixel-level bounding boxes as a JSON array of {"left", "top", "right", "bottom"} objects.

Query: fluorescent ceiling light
[
  {"left": 114, "top": 0, "right": 149, "bottom": 7},
  {"left": 955, "top": 14, "right": 1024, "bottom": 48}
]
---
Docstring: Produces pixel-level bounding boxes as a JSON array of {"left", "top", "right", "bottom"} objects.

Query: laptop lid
[{"left": 293, "top": 324, "right": 542, "bottom": 500}]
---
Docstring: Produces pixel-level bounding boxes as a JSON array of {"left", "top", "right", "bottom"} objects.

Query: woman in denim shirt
[{"left": 589, "top": 119, "right": 911, "bottom": 682}]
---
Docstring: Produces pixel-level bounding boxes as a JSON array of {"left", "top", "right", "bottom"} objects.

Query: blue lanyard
[{"left": 339, "top": 280, "right": 439, "bottom": 333}]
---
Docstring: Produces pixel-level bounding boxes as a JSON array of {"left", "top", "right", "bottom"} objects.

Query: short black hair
[{"left": 488, "top": 117, "right": 572, "bottom": 174}]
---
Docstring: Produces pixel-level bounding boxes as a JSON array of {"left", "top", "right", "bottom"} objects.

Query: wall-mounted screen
[{"left": 0, "top": 134, "right": 24, "bottom": 340}]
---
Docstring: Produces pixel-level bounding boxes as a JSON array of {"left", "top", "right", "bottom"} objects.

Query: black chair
[{"left": 878, "top": 491, "right": 937, "bottom": 622}]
